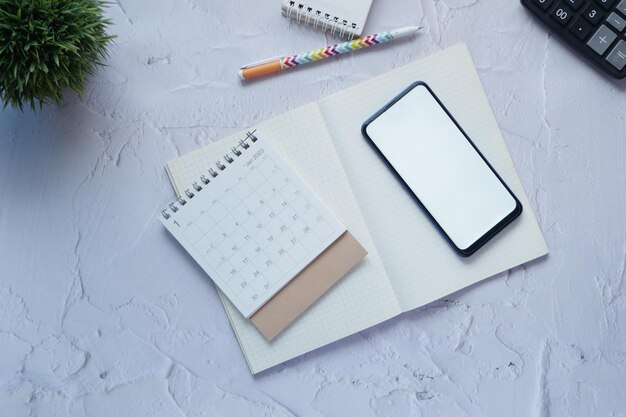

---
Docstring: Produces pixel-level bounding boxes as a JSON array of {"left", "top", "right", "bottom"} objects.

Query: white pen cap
[{"left": 389, "top": 26, "right": 422, "bottom": 39}]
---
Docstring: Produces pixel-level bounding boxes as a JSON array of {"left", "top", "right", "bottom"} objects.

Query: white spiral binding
[
  {"left": 161, "top": 130, "right": 258, "bottom": 220},
  {"left": 286, "top": 1, "right": 359, "bottom": 38}
]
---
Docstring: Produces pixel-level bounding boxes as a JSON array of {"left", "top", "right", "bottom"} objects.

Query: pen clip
[{"left": 240, "top": 55, "right": 285, "bottom": 69}]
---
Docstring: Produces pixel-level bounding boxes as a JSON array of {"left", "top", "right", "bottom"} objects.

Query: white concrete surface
[{"left": 1, "top": 0, "right": 625, "bottom": 416}]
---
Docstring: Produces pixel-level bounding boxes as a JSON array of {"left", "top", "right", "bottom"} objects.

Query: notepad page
[
  {"left": 166, "top": 103, "right": 401, "bottom": 374},
  {"left": 317, "top": 43, "right": 549, "bottom": 311},
  {"left": 161, "top": 135, "right": 347, "bottom": 318}
]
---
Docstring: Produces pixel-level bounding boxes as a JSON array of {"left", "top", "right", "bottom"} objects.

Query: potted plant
[{"left": 0, "top": 0, "right": 114, "bottom": 110}]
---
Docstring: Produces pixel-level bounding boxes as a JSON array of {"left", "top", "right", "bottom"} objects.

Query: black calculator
[{"left": 522, "top": 0, "right": 626, "bottom": 79}]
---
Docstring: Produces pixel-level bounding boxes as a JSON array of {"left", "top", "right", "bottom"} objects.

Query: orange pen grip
[{"left": 240, "top": 60, "right": 283, "bottom": 80}]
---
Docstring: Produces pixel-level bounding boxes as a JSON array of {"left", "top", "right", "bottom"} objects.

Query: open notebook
[{"left": 166, "top": 44, "right": 549, "bottom": 374}]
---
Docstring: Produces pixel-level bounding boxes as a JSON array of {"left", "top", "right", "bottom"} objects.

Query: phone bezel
[{"left": 361, "top": 81, "right": 523, "bottom": 257}]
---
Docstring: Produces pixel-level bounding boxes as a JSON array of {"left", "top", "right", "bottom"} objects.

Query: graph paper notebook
[
  {"left": 281, "top": 0, "right": 374, "bottom": 37},
  {"left": 166, "top": 44, "right": 549, "bottom": 374}
]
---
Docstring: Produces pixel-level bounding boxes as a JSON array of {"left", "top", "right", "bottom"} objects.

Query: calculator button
[
  {"left": 587, "top": 25, "right": 618, "bottom": 55},
  {"left": 550, "top": 4, "right": 574, "bottom": 25},
  {"left": 570, "top": 18, "right": 594, "bottom": 40},
  {"left": 617, "top": 0, "right": 626, "bottom": 16},
  {"left": 606, "top": 40, "right": 626, "bottom": 69},
  {"left": 564, "top": 0, "right": 585, "bottom": 9},
  {"left": 582, "top": 3, "right": 605, "bottom": 24},
  {"left": 607, "top": 12, "right": 626, "bottom": 32},
  {"left": 532, "top": 0, "right": 554, "bottom": 10},
  {"left": 597, "top": 0, "right": 616, "bottom": 8}
]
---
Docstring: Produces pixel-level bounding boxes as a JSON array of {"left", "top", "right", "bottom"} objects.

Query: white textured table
[{"left": 1, "top": 0, "right": 625, "bottom": 415}]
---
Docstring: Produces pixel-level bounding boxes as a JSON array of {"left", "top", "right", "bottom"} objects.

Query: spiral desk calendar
[
  {"left": 281, "top": 0, "right": 374, "bottom": 38},
  {"left": 160, "top": 131, "right": 348, "bottom": 318}
]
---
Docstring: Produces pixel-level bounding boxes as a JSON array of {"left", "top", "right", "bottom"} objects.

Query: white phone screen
[{"left": 364, "top": 84, "right": 518, "bottom": 252}]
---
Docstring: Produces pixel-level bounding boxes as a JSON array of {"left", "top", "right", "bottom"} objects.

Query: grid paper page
[
  {"left": 166, "top": 103, "right": 401, "bottom": 374},
  {"left": 317, "top": 43, "right": 549, "bottom": 311},
  {"left": 161, "top": 135, "right": 346, "bottom": 318}
]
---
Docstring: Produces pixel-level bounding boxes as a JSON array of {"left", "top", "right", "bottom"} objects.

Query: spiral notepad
[
  {"left": 281, "top": 0, "right": 374, "bottom": 37},
  {"left": 160, "top": 132, "right": 347, "bottom": 318}
]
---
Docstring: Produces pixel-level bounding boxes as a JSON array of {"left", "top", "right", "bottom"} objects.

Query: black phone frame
[{"left": 361, "top": 81, "right": 523, "bottom": 257}]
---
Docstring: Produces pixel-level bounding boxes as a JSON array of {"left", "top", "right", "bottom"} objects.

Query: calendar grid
[{"left": 161, "top": 135, "right": 346, "bottom": 317}]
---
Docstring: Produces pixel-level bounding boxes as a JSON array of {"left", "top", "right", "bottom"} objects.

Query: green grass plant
[{"left": 0, "top": 0, "right": 114, "bottom": 109}]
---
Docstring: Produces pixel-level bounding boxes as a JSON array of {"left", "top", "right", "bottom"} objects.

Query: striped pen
[{"left": 238, "top": 26, "right": 422, "bottom": 80}]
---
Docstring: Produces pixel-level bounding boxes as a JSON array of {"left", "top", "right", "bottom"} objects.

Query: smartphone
[{"left": 361, "top": 82, "right": 522, "bottom": 257}]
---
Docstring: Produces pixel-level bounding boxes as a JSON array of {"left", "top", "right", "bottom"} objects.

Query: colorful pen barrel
[{"left": 281, "top": 31, "right": 393, "bottom": 69}]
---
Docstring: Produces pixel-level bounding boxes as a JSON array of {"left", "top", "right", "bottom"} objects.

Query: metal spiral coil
[
  {"left": 286, "top": 1, "right": 358, "bottom": 38},
  {"left": 161, "top": 130, "right": 258, "bottom": 219}
]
